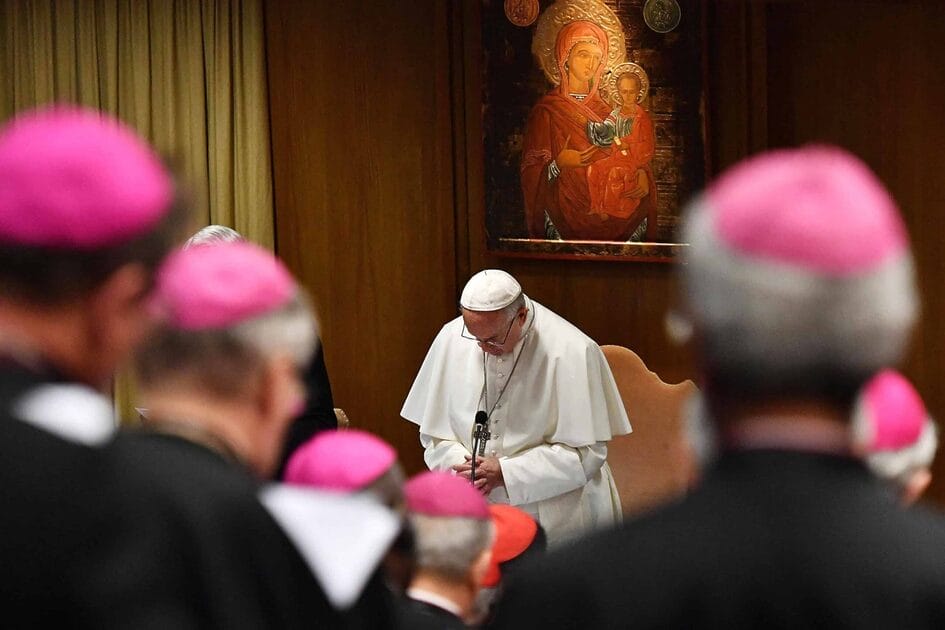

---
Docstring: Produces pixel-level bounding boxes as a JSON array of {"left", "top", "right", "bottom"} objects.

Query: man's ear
[
  {"left": 902, "top": 468, "right": 932, "bottom": 506},
  {"left": 82, "top": 263, "right": 152, "bottom": 384},
  {"left": 470, "top": 547, "right": 493, "bottom": 588},
  {"left": 255, "top": 354, "right": 303, "bottom": 477},
  {"left": 257, "top": 354, "right": 302, "bottom": 420}
]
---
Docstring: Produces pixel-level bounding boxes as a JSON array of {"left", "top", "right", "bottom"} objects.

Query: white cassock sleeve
[
  {"left": 499, "top": 441, "right": 608, "bottom": 506},
  {"left": 420, "top": 433, "right": 472, "bottom": 471}
]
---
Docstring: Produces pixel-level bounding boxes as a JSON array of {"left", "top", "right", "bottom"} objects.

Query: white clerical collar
[
  {"left": 13, "top": 383, "right": 116, "bottom": 446},
  {"left": 407, "top": 587, "right": 464, "bottom": 618},
  {"left": 259, "top": 484, "right": 400, "bottom": 610}
]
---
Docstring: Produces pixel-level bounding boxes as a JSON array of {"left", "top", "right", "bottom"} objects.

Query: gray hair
[
  {"left": 135, "top": 290, "right": 318, "bottom": 399},
  {"left": 683, "top": 390, "right": 717, "bottom": 467},
  {"left": 408, "top": 513, "right": 494, "bottom": 580},
  {"left": 680, "top": 198, "right": 918, "bottom": 400},
  {"left": 360, "top": 464, "right": 407, "bottom": 512},
  {"left": 866, "top": 422, "right": 938, "bottom": 488},
  {"left": 184, "top": 224, "right": 244, "bottom": 248},
  {"left": 230, "top": 290, "right": 318, "bottom": 367},
  {"left": 502, "top": 293, "right": 527, "bottom": 320}
]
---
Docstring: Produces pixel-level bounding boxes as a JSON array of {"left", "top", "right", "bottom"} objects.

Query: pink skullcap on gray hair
[
  {"left": 285, "top": 430, "right": 397, "bottom": 492},
  {"left": 0, "top": 105, "right": 173, "bottom": 249},
  {"left": 857, "top": 370, "right": 927, "bottom": 451},
  {"left": 152, "top": 241, "right": 295, "bottom": 330},
  {"left": 681, "top": 146, "right": 918, "bottom": 381},
  {"left": 405, "top": 471, "right": 490, "bottom": 520},
  {"left": 853, "top": 370, "right": 938, "bottom": 485},
  {"left": 707, "top": 146, "right": 908, "bottom": 275}
]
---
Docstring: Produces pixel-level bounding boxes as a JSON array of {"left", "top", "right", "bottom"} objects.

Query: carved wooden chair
[
  {"left": 601, "top": 345, "right": 698, "bottom": 517},
  {"left": 334, "top": 408, "right": 350, "bottom": 429}
]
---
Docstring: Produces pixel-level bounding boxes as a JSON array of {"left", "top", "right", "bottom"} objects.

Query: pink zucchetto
[
  {"left": 285, "top": 430, "right": 397, "bottom": 492},
  {"left": 404, "top": 471, "right": 490, "bottom": 520},
  {"left": 0, "top": 106, "right": 173, "bottom": 249},
  {"left": 152, "top": 241, "right": 295, "bottom": 330},
  {"left": 853, "top": 370, "right": 938, "bottom": 490},
  {"left": 858, "top": 370, "right": 927, "bottom": 451},
  {"left": 707, "top": 146, "right": 908, "bottom": 276},
  {"left": 680, "top": 145, "right": 917, "bottom": 381}
]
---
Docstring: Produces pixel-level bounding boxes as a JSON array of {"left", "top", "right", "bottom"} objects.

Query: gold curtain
[
  {"left": 0, "top": 0, "right": 274, "bottom": 247},
  {"left": 0, "top": 0, "right": 275, "bottom": 420}
]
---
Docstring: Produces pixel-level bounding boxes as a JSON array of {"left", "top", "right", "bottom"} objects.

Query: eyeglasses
[{"left": 461, "top": 314, "right": 517, "bottom": 349}]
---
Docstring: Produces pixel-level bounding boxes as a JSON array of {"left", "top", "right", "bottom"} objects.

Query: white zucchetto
[{"left": 460, "top": 269, "right": 522, "bottom": 312}]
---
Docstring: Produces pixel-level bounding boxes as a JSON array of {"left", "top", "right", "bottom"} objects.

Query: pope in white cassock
[{"left": 401, "top": 270, "right": 632, "bottom": 545}]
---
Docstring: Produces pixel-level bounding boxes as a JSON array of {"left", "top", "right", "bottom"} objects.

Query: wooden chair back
[
  {"left": 334, "top": 408, "right": 350, "bottom": 429},
  {"left": 601, "top": 345, "right": 698, "bottom": 516}
]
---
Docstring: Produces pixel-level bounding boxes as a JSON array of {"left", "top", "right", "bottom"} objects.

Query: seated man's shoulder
[
  {"left": 886, "top": 500, "right": 945, "bottom": 546},
  {"left": 429, "top": 315, "right": 466, "bottom": 347},
  {"left": 532, "top": 302, "right": 598, "bottom": 351},
  {"left": 110, "top": 432, "right": 262, "bottom": 517}
]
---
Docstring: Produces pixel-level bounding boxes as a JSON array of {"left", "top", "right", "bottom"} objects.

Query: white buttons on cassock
[
  {"left": 491, "top": 450, "right": 497, "bottom": 456},
  {"left": 498, "top": 373, "right": 504, "bottom": 378}
]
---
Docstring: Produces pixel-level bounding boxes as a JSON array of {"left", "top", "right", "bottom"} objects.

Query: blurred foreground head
[
  {"left": 286, "top": 429, "right": 414, "bottom": 592},
  {"left": 482, "top": 505, "right": 544, "bottom": 589},
  {"left": 135, "top": 241, "right": 318, "bottom": 477},
  {"left": 852, "top": 370, "right": 937, "bottom": 504},
  {"left": 0, "top": 105, "right": 188, "bottom": 385},
  {"left": 405, "top": 471, "right": 493, "bottom": 585},
  {"left": 471, "top": 505, "right": 546, "bottom": 625},
  {"left": 679, "top": 146, "right": 917, "bottom": 409}
]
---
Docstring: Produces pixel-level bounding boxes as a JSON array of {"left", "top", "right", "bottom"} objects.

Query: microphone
[{"left": 471, "top": 411, "right": 488, "bottom": 484}]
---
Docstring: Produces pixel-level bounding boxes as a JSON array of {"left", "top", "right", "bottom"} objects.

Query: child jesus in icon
[{"left": 585, "top": 64, "right": 657, "bottom": 239}]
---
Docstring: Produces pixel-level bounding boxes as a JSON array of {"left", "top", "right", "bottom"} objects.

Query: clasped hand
[{"left": 453, "top": 455, "right": 504, "bottom": 495}]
